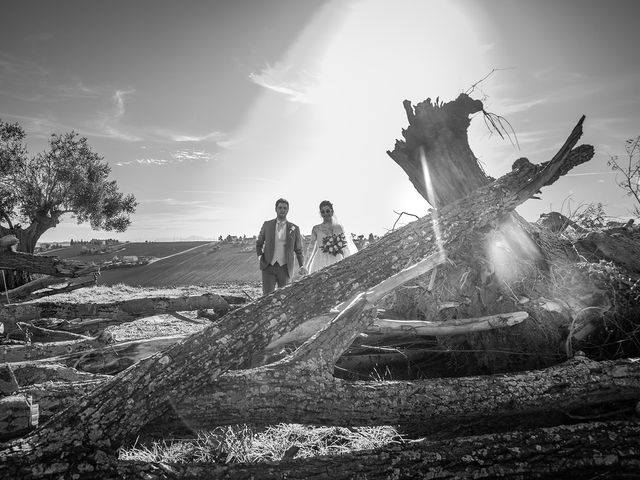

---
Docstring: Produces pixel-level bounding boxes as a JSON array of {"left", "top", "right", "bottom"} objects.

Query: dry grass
[{"left": 119, "top": 424, "right": 403, "bottom": 464}]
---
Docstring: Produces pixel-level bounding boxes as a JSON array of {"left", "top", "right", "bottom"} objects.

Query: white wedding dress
[{"left": 306, "top": 221, "right": 357, "bottom": 274}]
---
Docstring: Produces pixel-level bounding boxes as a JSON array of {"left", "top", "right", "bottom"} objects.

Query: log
[
  {"left": 1, "top": 335, "right": 187, "bottom": 373},
  {"left": 0, "top": 275, "right": 98, "bottom": 305},
  {"left": 0, "top": 249, "right": 98, "bottom": 277},
  {"left": 0, "top": 116, "right": 593, "bottom": 478},
  {"left": 29, "top": 316, "right": 146, "bottom": 336},
  {"left": 1, "top": 362, "right": 109, "bottom": 387},
  {"left": 116, "top": 421, "right": 640, "bottom": 480},
  {"left": 575, "top": 230, "right": 640, "bottom": 274},
  {"left": 9, "top": 322, "right": 93, "bottom": 342},
  {"left": 144, "top": 354, "right": 640, "bottom": 436},
  {"left": 4, "top": 356, "right": 640, "bottom": 443},
  {"left": 0, "top": 293, "right": 231, "bottom": 335}
]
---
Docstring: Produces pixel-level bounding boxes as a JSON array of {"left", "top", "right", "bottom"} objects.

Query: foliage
[
  {"left": 608, "top": 135, "right": 640, "bottom": 218},
  {"left": 572, "top": 202, "right": 607, "bottom": 230},
  {"left": 558, "top": 196, "right": 608, "bottom": 232},
  {"left": 0, "top": 119, "right": 137, "bottom": 249}
]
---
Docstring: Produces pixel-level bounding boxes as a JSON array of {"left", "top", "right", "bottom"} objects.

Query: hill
[{"left": 47, "top": 241, "right": 262, "bottom": 287}]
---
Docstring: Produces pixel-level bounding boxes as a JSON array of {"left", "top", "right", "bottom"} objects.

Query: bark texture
[
  {"left": 0, "top": 249, "right": 98, "bottom": 278},
  {"left": 116, "top": 421, "right": 640, "bottom": 480},
  {"left": 5, "top": 355, "right": 636, "bottom": 441},
  {"left": 0, "top": 293, "right": 230, "bottom": 335},
  {"left": 387, "top": 94, "right": 488, "bottom": 207}
]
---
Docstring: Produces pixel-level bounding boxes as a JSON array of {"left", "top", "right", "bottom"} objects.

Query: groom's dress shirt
[{"left": 271, "top": 220, "right": 287, "bottom": 266}]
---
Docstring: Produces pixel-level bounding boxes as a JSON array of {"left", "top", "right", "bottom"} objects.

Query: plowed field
[{"left": 50, "top": 242, "right": 262, "bottom": 287}]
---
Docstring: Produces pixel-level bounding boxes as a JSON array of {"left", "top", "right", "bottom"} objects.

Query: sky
[{"left": 1, "top": 0, "right": 639, "bottom": 243}]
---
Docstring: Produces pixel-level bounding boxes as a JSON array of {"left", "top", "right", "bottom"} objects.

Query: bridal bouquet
[{"left": 321, "top": 232, "right": 347, "bottom": 256}]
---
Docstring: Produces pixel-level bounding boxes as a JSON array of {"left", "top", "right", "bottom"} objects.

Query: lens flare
[
  {"left": 485, "top": 220, "right": 540, "bottom": 285},
  {"left": 420, "top": 146, "right": 444, "bottom": 254}
]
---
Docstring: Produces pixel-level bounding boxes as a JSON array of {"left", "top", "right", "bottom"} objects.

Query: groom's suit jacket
[{"left": 256, "top": 219, "right": 304, "bottom": 279}]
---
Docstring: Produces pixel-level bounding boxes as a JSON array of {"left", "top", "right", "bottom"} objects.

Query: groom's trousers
[{"left": 262, "top": 261, "right": 290, "bottom": 295}]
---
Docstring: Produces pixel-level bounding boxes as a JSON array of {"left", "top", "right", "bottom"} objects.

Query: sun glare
[
  {"left": 229, "top": 0, "right": 490, "bottom": 234},
  {"left": 420, "top": 146, "right": 444, "bottom": 252},
  {"left": 485, "top": 220, "right": 541, "bottom": 285}
]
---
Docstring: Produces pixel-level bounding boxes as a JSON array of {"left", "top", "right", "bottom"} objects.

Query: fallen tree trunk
[
  {"left": 0, "top": 275, "right": 97, "bottom": 305},
  {"left": 1, "top": 362, "right": 108, "bottom": 387},
  {"left": 4, "top": 355, "right": 639, "bottom": 441},
  {"left": 0, "top": 293, "right": 231, "bottom": 335},
  {"left": 574, "top": 229, "right": 640, "bottom": 274},
  {"left": 27, "top": 311, "right": 209, "bottom": 337},
  {"left": 0, "top": 114, "right": 594, "bottom": 478},
  {"left": 0, "top": 250, "right": 98, "bottom": 278},
  {"left": 117, "top": 421, "right": 640, "bottom": 480},
  {"left": 2, "top": 335, "right": 186, "bottom": 372}
]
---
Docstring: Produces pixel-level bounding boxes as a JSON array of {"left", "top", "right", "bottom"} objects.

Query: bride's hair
[{"left": 319, "top": 200, "right": 333, "bottom": 212}]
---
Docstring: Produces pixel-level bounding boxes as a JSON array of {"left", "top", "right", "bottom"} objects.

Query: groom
[{"left": 256, "top": 198, "right": 307, "bottom": 295}]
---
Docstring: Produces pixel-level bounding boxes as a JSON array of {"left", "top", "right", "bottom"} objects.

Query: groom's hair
[{"left": 275, "top": 198, "right": 289, "bottom": 209}]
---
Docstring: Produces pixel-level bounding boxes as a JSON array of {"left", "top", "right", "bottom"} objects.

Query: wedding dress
[{"left": 305, "top": 219, "right": 357, "bottom": 274}]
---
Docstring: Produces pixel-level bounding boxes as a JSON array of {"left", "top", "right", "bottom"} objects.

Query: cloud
[
  {"left": 565, "top": 171, "right": 616, "bottom": 177},
  {"left": 249, "top": 62, "right": 319, "bottom": 104},
  {"left": 171, "top": 149, "right": 217, "bottom": 162},
  {"left": 112, "top": 89, "right": 134, "bottom": 119},
  {"left": 491, "top": 97, "right": 549, "bottom": 115},
  {"left": 94, "top": 88, "right": 141, "bottom": 141},
  {"left": 116, "top": 148, "right": 216, "bottom": 166},
  {"left": 171, "top": 131, "right": 225, "bottom": 142}
]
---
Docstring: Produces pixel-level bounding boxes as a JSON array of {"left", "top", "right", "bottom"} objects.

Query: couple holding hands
[{"left": 256, "top": 197, "right": 357, "bottom": 295}]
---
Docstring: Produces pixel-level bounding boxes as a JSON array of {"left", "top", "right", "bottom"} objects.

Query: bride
[{"left": 305, "top": 200, "right": 357, "bottom": 274}]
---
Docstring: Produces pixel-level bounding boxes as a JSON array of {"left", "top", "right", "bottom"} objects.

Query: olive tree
[{"left": 0, "top": 119, "right": 137, "bottom": 287}]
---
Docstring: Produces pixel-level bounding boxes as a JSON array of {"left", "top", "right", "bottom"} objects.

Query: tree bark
[
  {"left": 387, "top": 94, "right": 488, "bottom": 208},
  {"left": 2, "top": 334, "right": 186, "bottom": 372},
  {"left": 0, "top": 216, "right": 61, "bottom": 289},
  {"left": 4, "top": 355, "right": 639, "bottom": 442},
  {"left": 116, "top": 421, "right": 640, "bottom": 480},
  {"left": 0, "top": 249, "right": 98, "bottom": 278},
  {"left": 574, "top": 229, "right": 640, "bottom": 274},
  {"left": 0, "top": 117, "right": 593, "bottom": 478},
  {"left": 265, "top": 311, "right": 529, "bottom": 349},
  {"left": 0, "top": 293, "right": 231, "bottom": 335},
  {"left": 0, "top": 275, "right": 97, "bottom": 305}
]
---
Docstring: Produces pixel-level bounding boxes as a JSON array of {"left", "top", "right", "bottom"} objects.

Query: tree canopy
[{"left": 0, "top": 119, "right": 137, "bottom": 252}]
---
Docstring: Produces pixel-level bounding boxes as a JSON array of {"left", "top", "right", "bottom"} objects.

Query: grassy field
[{"left": 46, "top": 241, "right": 262, "bottom": 287}]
